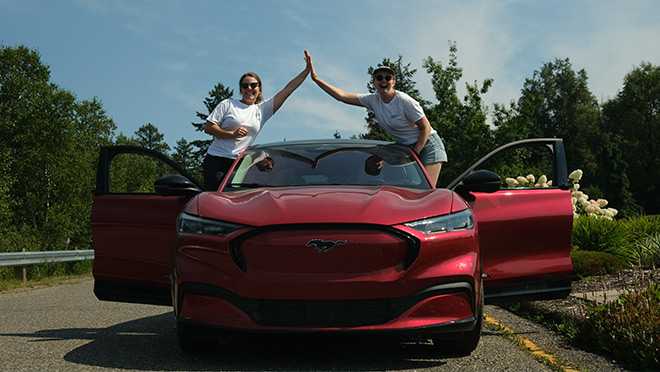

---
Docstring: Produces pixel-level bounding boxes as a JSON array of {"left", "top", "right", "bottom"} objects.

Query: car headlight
[
  {"left": 403, "top": 209, "right": 474, "bottom": 235},
  {"left": 177, "top": 213, "right": 244, "bottom": 236}
]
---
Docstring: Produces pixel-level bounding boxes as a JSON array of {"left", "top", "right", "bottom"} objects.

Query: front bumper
[{"left": 176, "top": 281, "right": 477, "bottom": 334}]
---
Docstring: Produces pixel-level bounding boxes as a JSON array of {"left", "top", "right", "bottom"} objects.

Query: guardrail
[{"left": 0, "top": 250, "right": 94, "bottom": 281}]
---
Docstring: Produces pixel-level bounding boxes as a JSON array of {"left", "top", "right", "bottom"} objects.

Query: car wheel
[
  {"left": 433, "top": 284, "right": 483, "bottom": 355},
  {"left": 177, "top": 324, "right": 217, "bottom": 354}
]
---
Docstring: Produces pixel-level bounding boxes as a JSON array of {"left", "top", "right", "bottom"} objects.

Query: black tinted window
[{"left": 225, "top": 143, "right": 429, "bottom": 190}]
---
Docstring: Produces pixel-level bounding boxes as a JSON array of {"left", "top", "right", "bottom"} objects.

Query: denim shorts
[{"left": 406, "top": 133, "right": 447, "bottom": 164}]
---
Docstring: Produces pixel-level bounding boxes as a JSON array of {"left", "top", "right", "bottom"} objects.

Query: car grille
[
  {"left": 230, "top": 223, "right": 420, "bottom": 273},
  {"left": 258, "top": 299, "right": 391, "bottom": 327}
]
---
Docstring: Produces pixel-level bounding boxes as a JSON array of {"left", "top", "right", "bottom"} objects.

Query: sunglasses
[
  {"left": 241, "top": 82, "right": 260, "bottom": 89},
  {"left": 375, "top": 75, "right": 393, "bottom": 82}
]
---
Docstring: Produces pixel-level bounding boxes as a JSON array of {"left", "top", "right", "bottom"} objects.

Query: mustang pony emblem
[{"left": 306, "top": 239, "right": 347, "bottom": 253}]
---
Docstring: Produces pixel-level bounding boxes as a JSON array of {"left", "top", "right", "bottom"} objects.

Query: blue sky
[{"left": 2, "top": 0, "right": 659, "bottom": 148}]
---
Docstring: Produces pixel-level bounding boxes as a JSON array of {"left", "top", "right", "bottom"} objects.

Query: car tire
[
  {"left": 433, "top": 283, "right": 483, "bottom": 356},
  {"left": 177, "top": 324, "right": 217, "bottom": 354}
]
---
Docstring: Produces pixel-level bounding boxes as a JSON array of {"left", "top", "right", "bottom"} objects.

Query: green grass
[{"left": 0, "top": 260, "right": 93, "bottom": 292}]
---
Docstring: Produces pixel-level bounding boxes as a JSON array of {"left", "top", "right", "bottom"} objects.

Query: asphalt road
[{"left": 0, "top": 279, "right": 624, "bottom": 372}]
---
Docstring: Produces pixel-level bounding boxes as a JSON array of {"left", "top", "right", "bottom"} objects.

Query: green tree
[
  {"left": 109, "top": 152, "right": 160, "bottom": 193},
  {"left": 0, "top": 45, "right": 116, "bottom": 251},
  {"left": 114, "top": 132, "right": 139, "bottom": 146},
  {"left": 423, "top": 41, "right": 494, "bottom": 186},
  {"left": 602, "top": 61, "right": 660, "bottom": 214},
  {"left": 0, "top": 145, "right": 10, "bottom": 228},
  {"left": 591, "top": 132, "right": 641, "bottom": 217},
  {"left": 135, "top": 123, "right": 170, "bottom": 154},
  {"left": 491, "top": 101, "right": 533, "bottom": 147},
  {"left": 0, "top": 45, "right": 51, "bottom": 245},
  {"left": 57, "top": 97, "right": 116, "bottom": 248},
  {"left": 517, "top": 58, "right": 601, "bottom": 177},
  {"left": 110, "top": 133, "right": 162, "bottom": 193},
  {"left": 172, "top": 137, "right": 201, "bottom": 179}
]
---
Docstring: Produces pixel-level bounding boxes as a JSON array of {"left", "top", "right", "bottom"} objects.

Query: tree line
[
  {"left": 1, "top": 42, "right": 658, "bottom": 254},
  {"left": 367, "top": 42, "right": 657, "bottom": 219}
]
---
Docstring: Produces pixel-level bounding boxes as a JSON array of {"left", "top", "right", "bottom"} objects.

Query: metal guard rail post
[{"left": 0, "top": 250, "right": 95, "bottom": 281}]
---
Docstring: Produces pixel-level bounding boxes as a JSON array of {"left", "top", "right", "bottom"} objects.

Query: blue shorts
[{"left": 406, "top": 133, "right": 447, "bottom": 165}]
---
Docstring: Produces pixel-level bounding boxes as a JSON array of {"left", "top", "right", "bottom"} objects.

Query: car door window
[
  {"left": 477, "top": 145, "right": 558, "bottom": 189},
  {"left": 95, "top": 146, "right": 203, "bottom": 194},
  {"left": 108, "top": 153, "right": 181, "bottom": 193}
]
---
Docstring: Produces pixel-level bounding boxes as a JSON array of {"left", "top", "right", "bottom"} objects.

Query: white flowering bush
[
  {"left": 505, "top": 174, "right": 552, "bottom": 188},
  {"left": 568, "top": 169, "right": 618, "bottom": 220},
  {"left": 505, "top": 169, "right": 618, "bottom": 220}
]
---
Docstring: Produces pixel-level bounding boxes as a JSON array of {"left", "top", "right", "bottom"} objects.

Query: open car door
[
  {"left": 449, "top": 138, "right": 574, "bottom": 303},
  {"left": 91, "top": 146, "right": 203, "bottom": 306}
]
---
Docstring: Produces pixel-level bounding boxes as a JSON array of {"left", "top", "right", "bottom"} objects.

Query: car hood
[{"left": 189, "top": 186, "right": 463, "bottom": 226}]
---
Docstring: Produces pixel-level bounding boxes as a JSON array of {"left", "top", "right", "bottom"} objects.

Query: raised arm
[
  {"left": 272, "top": 52, "right": 312, "bottom": 114},
  {"left": 306, "top": 50, "right": 363, "bottom": 107}
]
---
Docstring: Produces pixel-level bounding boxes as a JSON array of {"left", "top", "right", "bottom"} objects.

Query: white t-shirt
[
  {"left": 357, "top": 91, "right": 436, "bottom": 145},
  {"left": 205, "top": 98, "right": 275, "bottom": 158}
]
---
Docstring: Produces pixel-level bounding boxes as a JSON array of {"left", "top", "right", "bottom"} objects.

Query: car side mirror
[
  {"left": 454, "top": 170, "right": 501, "bottom": 194},
  {"left": 155, "top": 174, "right": 201, "bottom": 197}
]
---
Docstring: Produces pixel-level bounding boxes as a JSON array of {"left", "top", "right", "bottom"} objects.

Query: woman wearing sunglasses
[
  {"left": 305, "top": 50, "right": 446, "bottom": 185},
  {"left": 202, "top": 52, "right": 312, "bottom": 190}
]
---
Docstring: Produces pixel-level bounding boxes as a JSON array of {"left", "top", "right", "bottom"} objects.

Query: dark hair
[
  {"left": 239, "top": 72, "right": 263, "bottom": 104},
  {"left": 364, "top": 155, "right": 383, "bottom": 176}
]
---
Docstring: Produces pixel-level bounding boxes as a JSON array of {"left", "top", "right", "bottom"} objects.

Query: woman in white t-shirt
[
  {"left": 305, "top": 50, "right": 447, "bottom": 185},
  {"left": 203, "top": 53, "right": 311, "bottom": 190}
]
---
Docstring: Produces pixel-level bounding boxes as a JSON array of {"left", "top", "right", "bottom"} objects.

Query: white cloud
[
  {"left": 282, "top": 7, "right": 310, "bottom": 30},
  {"left": 546, "top": 2, "right": 660, "bottom": 102}
]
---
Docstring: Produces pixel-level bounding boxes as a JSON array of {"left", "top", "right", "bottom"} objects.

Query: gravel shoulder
[{"left": 485, "top": 305, "right": 627, "bottom": 372}]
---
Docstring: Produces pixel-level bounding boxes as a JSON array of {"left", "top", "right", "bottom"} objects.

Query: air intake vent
[{"left": 258, "top": 299, "right": 391, "bottom": 327}]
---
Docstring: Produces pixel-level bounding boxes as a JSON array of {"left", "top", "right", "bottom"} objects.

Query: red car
[{"left": 91, "top": 138, "right": 573, "bottom": 355}]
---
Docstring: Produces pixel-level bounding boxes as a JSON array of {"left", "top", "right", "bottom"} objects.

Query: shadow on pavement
[{"left": 2, "top": 312, "right": 479, "bottom": 371}]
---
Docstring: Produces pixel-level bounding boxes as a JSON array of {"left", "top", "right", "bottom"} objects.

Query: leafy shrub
[
  {"left": 631, "top": 233, "right": 660, "bottom": 268},
  {"left": 71, "top": 259, "right": 93, "bottom": 275},
  {"left": 0, "top": 267, "right": 15, "bottom": 282},
  {"left": 572, "top": 215, "right": 660, "bottom": 269},
  {"left": 623, "top": 216, "right": 660, "bottom": 268},
  {"left": 579, "top": 278, "right": 660, "bottom": 370},
  {"left": 571, "top": 250, "right": 628, "bottom": 279},
  {"left": 572, "top": 216, "right": 633, "bottom": 260},
  {"left": 0, "top": 226, "right": 41, "bottom": 253},
  {"left": 622, "top": 215, "right": 660, "bottom": 243},
  {"left": 26, "top": 260, "right": 93, "bottom": 281}
]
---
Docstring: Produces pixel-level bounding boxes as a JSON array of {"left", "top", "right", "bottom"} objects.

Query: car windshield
[{"left": 224, "top": 142, "right": 430, "bottom": 191}]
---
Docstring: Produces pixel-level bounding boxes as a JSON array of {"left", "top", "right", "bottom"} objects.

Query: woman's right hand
[
  {"left": 304, "top": 50, "right": 318, "bottom": 82},
  {"left": 233, "top": 127, "right": 249, "bottom": 137}
]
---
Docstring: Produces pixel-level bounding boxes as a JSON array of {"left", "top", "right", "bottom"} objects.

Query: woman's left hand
[{"left": 305, "top": 50, "right": 317, "bottom": 81}]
